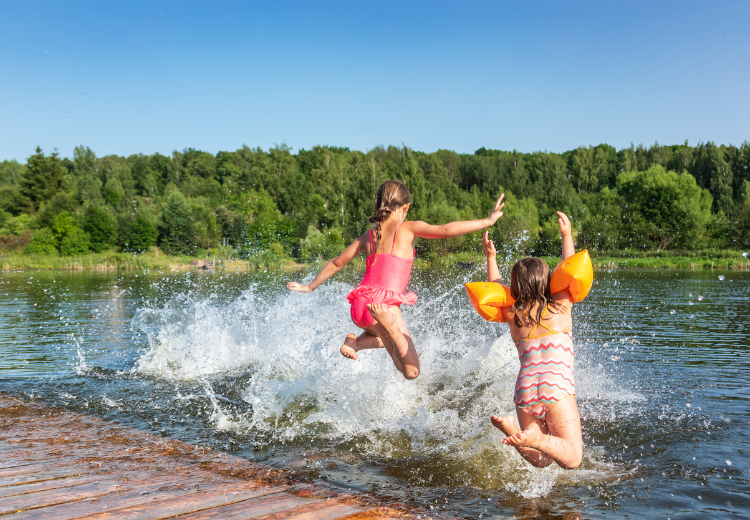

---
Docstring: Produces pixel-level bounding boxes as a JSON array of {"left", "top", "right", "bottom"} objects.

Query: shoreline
[{"left": 0, "top": 250, "right": 748, "bottom": 272}]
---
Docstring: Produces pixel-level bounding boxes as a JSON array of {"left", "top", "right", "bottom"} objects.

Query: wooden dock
[{"left": 0, "top": 396, "right": 437, "bottom": 519}]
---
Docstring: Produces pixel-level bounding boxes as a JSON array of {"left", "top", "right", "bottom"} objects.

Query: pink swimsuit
[{"left": 346, "top": 223, "right": 417, "bottom": 329}]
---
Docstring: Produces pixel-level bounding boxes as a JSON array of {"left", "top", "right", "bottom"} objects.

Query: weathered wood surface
[{"left": 0, "top": 396, "right": 440, "bottom": 519}]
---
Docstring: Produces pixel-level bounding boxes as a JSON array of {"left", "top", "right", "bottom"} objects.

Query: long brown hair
[
  {"left": 510, "top": 257, "right": 554, "bottom": 328},
  {"left": 368, "top": 180, "right": 411, "bottom": 253}
]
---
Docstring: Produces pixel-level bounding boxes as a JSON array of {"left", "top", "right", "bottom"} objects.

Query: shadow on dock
[{"left": 0, "top": 395, "right": 451, "bottom": 519}]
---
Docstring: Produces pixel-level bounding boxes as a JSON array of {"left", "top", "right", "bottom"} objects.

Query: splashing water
[
  {"left": 73, "top": 334, "right": 89, "bottom": 375},
  {"left": 131, "top": 274, "right": 629, "bottom": 495}
]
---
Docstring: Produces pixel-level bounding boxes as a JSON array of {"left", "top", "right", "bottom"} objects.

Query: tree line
[{"left": 0, "top": 141, "right": 748, "bottom": 261}]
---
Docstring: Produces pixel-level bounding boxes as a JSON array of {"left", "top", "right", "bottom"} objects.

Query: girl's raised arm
[
  {"left": 287, "top": 236, "right": 365, "bottom": 293},
  {"left": 483, "top": 231, "right": 502, "bottom": 283},
  {"left": 408, "top": 194, "right": 505, "bottom": 239},
  {"left": 557, "top": 211, "right": 575, "bottom": 260}
]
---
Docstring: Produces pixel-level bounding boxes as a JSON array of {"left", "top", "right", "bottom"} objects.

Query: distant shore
[
  {"left": 1, "top": 249, "right": 748, "bottom": 272},
  {"left": 0, "top": 251, "right": 301, "bottom": 272}
]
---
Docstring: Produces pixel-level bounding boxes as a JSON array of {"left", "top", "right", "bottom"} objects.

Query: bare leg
[
  {"left": 491, "top": 413, "right": 553, "bottom": 468},
  {"left": 366, "top": 304, "right": 420, "bottom": 380},
  {"left": 340, "top": 332, "right": 384, "bottom": 360},
  {"left": 503, "top": 396, "right": 583, "bottom": 469}
]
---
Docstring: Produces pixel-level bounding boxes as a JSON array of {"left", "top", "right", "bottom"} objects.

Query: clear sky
[{"left": 1, "top": 0, "right": 748, "bottom": 161}]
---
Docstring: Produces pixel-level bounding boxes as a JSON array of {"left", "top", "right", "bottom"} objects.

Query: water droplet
[
  {"left": 718, "top": 275, "right": 725, "bottom": 281},
  {"left": 743, "top": 252, "right": 748, "bottom": 257}
]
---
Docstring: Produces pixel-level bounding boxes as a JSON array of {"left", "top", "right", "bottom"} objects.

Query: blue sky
[{"left": 1, "top": 0, "right": 748, "bottom": 161}]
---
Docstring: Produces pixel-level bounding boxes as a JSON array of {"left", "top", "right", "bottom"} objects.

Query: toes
[{"left": 340, "top": 346, "right": 358, "bottom": 360}]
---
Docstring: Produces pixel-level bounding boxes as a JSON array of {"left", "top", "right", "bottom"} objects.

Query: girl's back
[
  {"left": 365, "top": 219, "right": 415, "bottom": 259},
  {"left": 503, "top": 296, "right": 573, "bottom": 344}
]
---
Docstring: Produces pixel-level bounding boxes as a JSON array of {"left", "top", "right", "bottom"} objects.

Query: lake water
[{"left": 0, "top": 266, "right": 748, "bottom": 519}]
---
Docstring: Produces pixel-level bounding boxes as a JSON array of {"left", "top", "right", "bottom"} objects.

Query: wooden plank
[
  {"left": 0, "top": 463, "right": 91, "bottom": 478},
  {"left": 0, "top": 396, "right": 429, "bottom": 520},
  {"left": 0, "top": 467, "right": 87, "bottom": 487},
  {"left": 0, "top": 461, "right": 37, "bottom": 471},
  {"left": 0, "top": 480, "right": 123, "bottom": 514},
  {"left": 168, "top": 492, "right": 318, "bottom": 519},
  {"left": 336, "top": 507, "right": 412, "bottom": 519},
  {"left": 80, "top": 485, "right": 287, "bottom": 520},
  {"left": 0, "top": 475, "right": 101, "bottom": 499},
  {"left": 6, "top": 477, "right": 247, "bottom": 520},
  {"left": 236, "top": 499, "right": 364, "bottom": 520}
]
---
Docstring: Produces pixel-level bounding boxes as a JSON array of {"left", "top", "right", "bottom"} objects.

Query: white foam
[{"left": 132, "top": 276, "right": 631, "bottom": 492}]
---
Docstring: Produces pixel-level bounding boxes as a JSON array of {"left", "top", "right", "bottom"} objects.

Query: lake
[{"left": 0, "top": 266, "right": 748, "bottom": 519}]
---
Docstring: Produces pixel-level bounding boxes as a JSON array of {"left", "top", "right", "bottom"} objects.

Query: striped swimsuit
[{"left": 514, "top": 317, "right": 575, "bottom": 420}]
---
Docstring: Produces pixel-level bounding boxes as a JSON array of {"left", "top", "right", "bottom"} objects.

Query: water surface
[{"left": 0, "top": 267, "right": 748, "bottom": 519}]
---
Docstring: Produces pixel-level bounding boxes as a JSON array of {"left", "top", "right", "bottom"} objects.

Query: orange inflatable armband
[
  {"left": 549, "top": 249, "right": 593, "bottom": 302},
  {"left": 465, "top": 282, "right": 516, "bottom": 322}
]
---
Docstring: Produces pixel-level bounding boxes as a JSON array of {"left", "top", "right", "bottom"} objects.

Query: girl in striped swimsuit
[{"left": 484, "top": 212, "right": 583, "bottom": 469}]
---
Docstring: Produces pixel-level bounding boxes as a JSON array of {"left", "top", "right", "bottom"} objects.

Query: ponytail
[{"left": 368, "top": 180, "right": 411, "bottom": 254}]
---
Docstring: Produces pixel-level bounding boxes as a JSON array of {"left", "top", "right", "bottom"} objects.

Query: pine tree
[{"left": 19, "top": 147, "right": 65, "bottom": 209}]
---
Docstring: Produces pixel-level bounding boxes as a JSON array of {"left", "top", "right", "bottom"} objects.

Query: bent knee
[
  {"left": 561, "top": 455, "right": 582, "bottom": 470},
  {"left": 403, "top": 367, "right": 420, "bottom": 380}
]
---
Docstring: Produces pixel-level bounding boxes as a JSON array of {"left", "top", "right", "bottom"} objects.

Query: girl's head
[
  {"left": 370, "top": 180, "right": 411, "bottom": 222},
  {"left": 510, "top": 257, "right": 552, "bottom": 328},
  {"left": 369, "top": 180, "right": 411, "bottom": 248}
]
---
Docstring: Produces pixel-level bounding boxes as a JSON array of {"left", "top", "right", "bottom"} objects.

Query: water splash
[
  {"left": 131, "top": 275, "right": 631, "bottom": 494},
  {"left": 73, "top": 334, "right": 89, "bottom": 375}
]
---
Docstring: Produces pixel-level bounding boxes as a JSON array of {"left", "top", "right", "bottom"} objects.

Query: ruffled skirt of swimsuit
[{"left": 347, "top": 286, "right": 417, "bottom": 329}]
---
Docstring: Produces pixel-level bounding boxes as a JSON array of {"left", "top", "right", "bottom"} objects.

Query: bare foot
[
  {"left": 491, "top": 415, "right": 520, "bottom": 437},
  {"left": 340, "top": 333, "right": 358, "bottom": 360},
  {"left": 503, "top": 422, "right": 545, "bottom": 449},
  {"left": 367, "top": 304, "right": 399, "bottom": 335}
]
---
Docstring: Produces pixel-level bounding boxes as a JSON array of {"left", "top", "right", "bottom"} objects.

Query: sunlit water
[{"left": 0, "top": 266, "right": 748, "bottom": 519}]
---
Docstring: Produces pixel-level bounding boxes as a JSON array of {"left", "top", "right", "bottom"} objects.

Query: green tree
[
  {"left": 0, "top": 186, "right": 27, "bottom": 215},
  {"left": 577, "top": 187, "right": 623, "bottom": 252},
  {"left": 59, "top": 228, "right": 91, "bottom": 255},
  {"left": 25, "top": 228, "right": 58, "bottom": 255},
  {"left": 83, "top": 207, "right": 116, "bottom": 252},
  {"left": 118, "top": 216, "right": 158, "bottom": 253},
  {"left": 734, "top": 180, "right": 750, "bottom": 247},
  {"left": 158, "top": 191, "right": 195, "bottom": 254},
  {"left": 617, "top": 165, "right": 712, "bottom": 249},
  {"left": 300, "top": 226, "right": 345, "bottom": 262},
  {"left": 20, "top": 148, "right": 66, "bottom": 209}
]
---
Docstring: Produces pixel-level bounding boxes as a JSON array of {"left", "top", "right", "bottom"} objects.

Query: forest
[{"left": 0, "top": 141, "right": 748, "bottom": 263}]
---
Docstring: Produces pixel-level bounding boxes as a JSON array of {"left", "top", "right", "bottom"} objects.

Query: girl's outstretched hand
[
  {"left": 287, "top": 281, "right": 312, "bottom": 292},
  {"left": 487, "top": 193, "right": 505, "bottom": 225},
  {"left": 557, "top": 211, "right": 572, "bottom": 237},
  {"left": 482, "top": 231, "right": 497, "bottom": 259}
]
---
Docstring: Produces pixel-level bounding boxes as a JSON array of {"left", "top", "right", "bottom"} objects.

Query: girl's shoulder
[
  {"left": 398, "top": 220, "right": 423, "bottom": 233},
  {"left": 551, "top": 288, "right": 574, "bottom": 309},
  {"left": 548, "top": 297, "right": 573, "bottom": 320}
]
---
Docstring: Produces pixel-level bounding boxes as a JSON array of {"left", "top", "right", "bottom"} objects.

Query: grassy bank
[
  {"left": 0, "top": 250, "right": 303, "bottom": 272},
  {"left": 414, "top": 250, "right": 750, "bottom": 271},
  {"left": 1, "top": 249, "right": 748, "bottom": 272}
]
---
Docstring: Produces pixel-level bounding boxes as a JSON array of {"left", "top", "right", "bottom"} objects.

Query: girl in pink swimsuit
[
  {"left": 484, "top": 212, "right": 584, "bottom": 470},
  {"left": 288, "top": 180, "right": 505, "bottom": 380}
]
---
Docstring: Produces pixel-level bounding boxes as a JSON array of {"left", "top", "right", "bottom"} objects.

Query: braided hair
[
  {"left": 510, "top": 257, "right": 557, "bottom": 328},
  {"left": 368, "top": 180, "right": 411, "bottom": 255}
]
